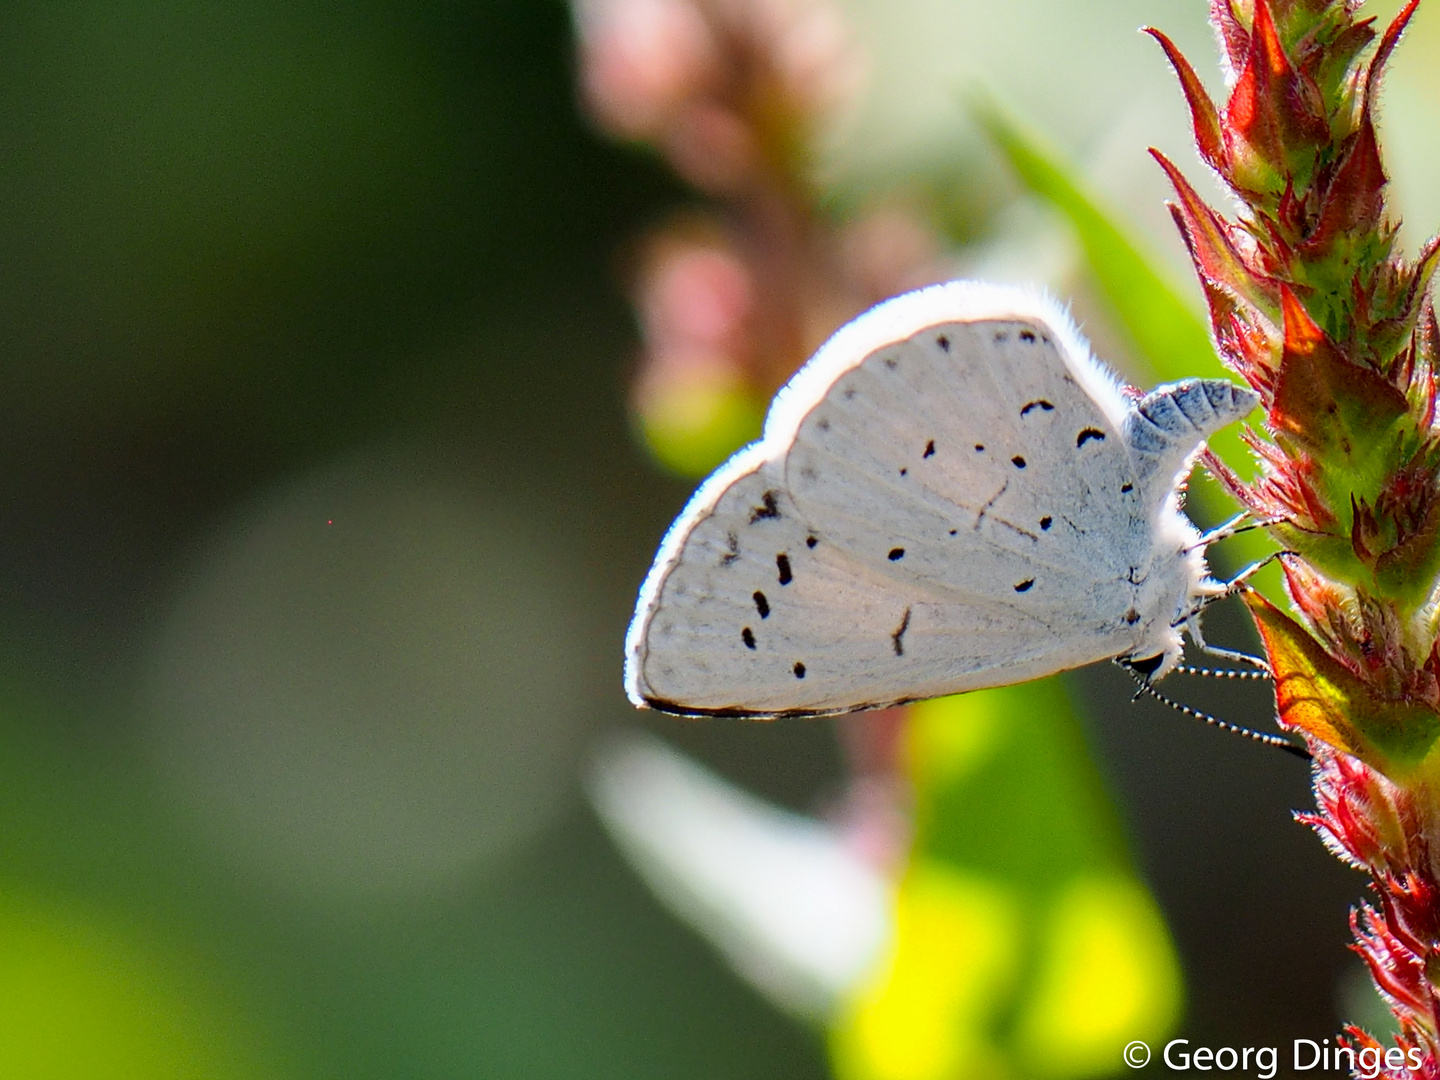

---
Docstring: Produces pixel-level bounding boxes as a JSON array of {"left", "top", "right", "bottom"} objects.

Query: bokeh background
[{"left": 1, "top": 0, "right": 1437, "bottom": 1076}]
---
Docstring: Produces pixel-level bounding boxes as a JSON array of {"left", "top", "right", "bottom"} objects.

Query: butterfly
[{"left": 624, "top": 280, "right": 1259, "bottom": 718}]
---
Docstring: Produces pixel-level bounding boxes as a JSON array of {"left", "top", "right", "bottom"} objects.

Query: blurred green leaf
[
  {"left": 0, "top": 891, "right": 278, "bottom": 1080},
  {"left": 972, "top": 97, "right": 1218, "bottom": 384},
  {"left": 831, "top": 680, "right": 1182, "bottom": 1080},
  {"left": 637, "top": 379, "right": 765, "bottom": 479}
]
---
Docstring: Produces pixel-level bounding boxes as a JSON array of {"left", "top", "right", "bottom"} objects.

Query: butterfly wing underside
[{"left": 626, "top": 306, "right": 1157, "bottom": 716}]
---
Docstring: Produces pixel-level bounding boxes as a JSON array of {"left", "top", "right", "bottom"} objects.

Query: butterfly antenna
[
  {"left": 1174, "top": 664, "right": 1270, "bottom": 681},
  {"left": 1125, "top": 671, "right": 1310, "bottom": 760}
]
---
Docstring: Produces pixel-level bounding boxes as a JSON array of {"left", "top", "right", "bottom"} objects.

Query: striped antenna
[{"left": 1122, "top": 667, "right": 1310, "bottom": 760}]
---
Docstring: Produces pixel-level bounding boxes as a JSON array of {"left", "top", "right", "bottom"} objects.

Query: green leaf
[
  {"left": 1246, "top": 590, "right": 1440, "bottom": 776},
  {"left": 972, "top": 97, "right": 1220, "bottom": 385},
  {"left": 830, "top": 679, "right": 1183, "bottom": 1080}
]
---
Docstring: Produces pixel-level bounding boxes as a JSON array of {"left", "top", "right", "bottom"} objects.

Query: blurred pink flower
[
  {"left": 574, "top": 0, "right": 862, "bottom": 193},
  {"left": 641, "top": 239, "right": 754, "bottom": 354},
  {"left": 573, "top": 0, "right": 720, "bottom": 140}
]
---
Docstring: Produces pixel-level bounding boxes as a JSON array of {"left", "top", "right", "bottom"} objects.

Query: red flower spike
[
  {"left": 1152, "top": 149, "right": 1278, "bottom": 313},
  {"left": 1277, "top": 175, "right": 1310, "bottom": 238},
  {"left": 1145, "top": 29, "right": 1226, "bottom": 173},
  {"left": 1193, "top": 269, "right": 1284, "bottom": 388},
  {"left": 1281, "top": 556, "right": 1344, "bottom": 631},
  {"left": 1246, "top": 591, "right": 1368, "bottom": 756},
  {"left": 1251, "top": 587, "right": 1440, "bottom": 773},
  {"left": 1296, "top": 108, "right": 1387, "bottom": 260},
  {"left": 1199, "top": 446, "right": 1271, "bottom": 517},
  {"left": 1223, "top": 0, "right": 1330, "bottom": 191},
  {"left": 1419, "top": 303, "right": 1440, "bottom": 429},
  {"left": 1271, "top": 285, "right": 1409, "bottom": 454},
  {"left": 1371, "top": 447, "right": 1440, "bottom": 601},
  {"left": 1352, "top": 271, "right": 1374, "bottom": 330},
  {"left": 1351, "top": 493, "right": 1382, "bottom": 566},
  {"left": 1367, "top": 0, "right": 1421, "bottom": 108},
  {"left": 1223, "top": 23, "right": 1286, "bottom": 188},
  {"left": 1354, "top": 912, "right": 1425, "bottom": 1009},
  {"left": 1209, "top": 0, "right": 1252, "bottom": 80},
  {"left": 1327, "top": 18, "right": 1380, "bottom": 76},
  {"left": 1232, "top": 429, "right": 1337, "bottom": 529},
  {"left": 1394, "top": 238, "right": 1440, "bottom": 349}
]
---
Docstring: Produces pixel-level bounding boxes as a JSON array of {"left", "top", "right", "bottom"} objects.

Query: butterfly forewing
[
  {"left": 627, "top": 310, "right": 1161, "bottom": 717},
  {"left": 786, "top": 317, "right": 1150, "bottom": 627}
]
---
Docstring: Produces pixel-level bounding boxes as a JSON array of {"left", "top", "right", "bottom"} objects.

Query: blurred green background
[{"left": 0, "top": 0, "right": 1435, "bottom": 1076}]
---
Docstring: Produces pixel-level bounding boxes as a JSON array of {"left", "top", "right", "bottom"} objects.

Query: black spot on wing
[
  {"left": 776, "top": 553, "right": 792, "bottom": 585},
  {"left": 936, "top": 334, "right": 950, "bottom": 351},
  {"left": 793, "top": 662, "right": 806, "bottom": 678},
  {"left": 806, "top": 535, "right": 818, "bottom": 549},
  {"left": 974, "top": 444, "right": 985, "bottom": 452},
  {"left": 1077, "top": 427, "right": 1105, "bottom": 447},
  {"left": 891, "top": 607, "right": 911, "bottom": 657},
  {"left": 884, "top": 356, "right": 898, "bottom": 370},
  {"left": 888, "top": 547, "right": 905, "bottom": 561},
  {"left": 750, "top": 491, "right": 780, "bottom": 521},
  {"left": 923, "top": 440, "right": 935, "bottom": 458},
  {"left": 1124, "top": 608, "right": 1140, "bottom": 625},
  {"left": 1014, "top": 578, "right": 1035, "bottom": 593},
  {"left": 1121, "top": 483, "right": 1134, "bottom": 493},
  {"left": 742, "top": 627, "right": 756, "bottom": 649},
  {"left": 899, "top": 467, "right": 908, "bottom": 476},
  {"left": 753, "top": 591, "right": 770, "bottom": 618},
  {"left": 1011, "top": 455, "right": 1027, "bottom": 469},
  {"left": 721, "top": 531, "right": 739, "bottom": 566},
  {"left": 1019, "top": 329, "right": 1037, "bottom": 343},
  {"left": 817, "top": 417, "right": 830, "bottom": 432},
  {"left": 1040, "top": 516, "right": 1053, "bottom": 530},
  {"left": 1020, "top": 400, "right": 1055, "bottom": 417}
]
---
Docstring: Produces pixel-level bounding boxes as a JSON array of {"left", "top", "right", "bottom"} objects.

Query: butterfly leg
[
  {"left": 1177, "top": 552, "right": 1294, "bottom": 673},
  {"left": 1196, "top": 510, "right": 1250, "bottom": 547},
  {"left": 1184, "top": 511, "right": 1280, "bottom": 553},
  {"left": 1215, "top": 549, "right": 1294, "bottom": 597},
  {"left": 1186, "top": 618, "right": 1271, "bottom": 672}
]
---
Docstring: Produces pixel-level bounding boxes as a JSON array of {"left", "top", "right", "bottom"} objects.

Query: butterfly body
[{"left": 625, "top": 282, "right": 1258, "bottom": 718}]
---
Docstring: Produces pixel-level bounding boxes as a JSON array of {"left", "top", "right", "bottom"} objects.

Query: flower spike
[
  {"left": 1144, "top": 29, "right": 1226, "bottom": 173},
  {"left": 1157, "top": 0, "right": 1440, "bottom": 1062}
]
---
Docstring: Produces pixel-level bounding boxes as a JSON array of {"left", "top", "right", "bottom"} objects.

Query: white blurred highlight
[
  {"left": 587, "top": 731, "right": 892, "bottom": 1019},
  {"left": 142, "top": 447, "right": 589, "bottom": 904}
]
